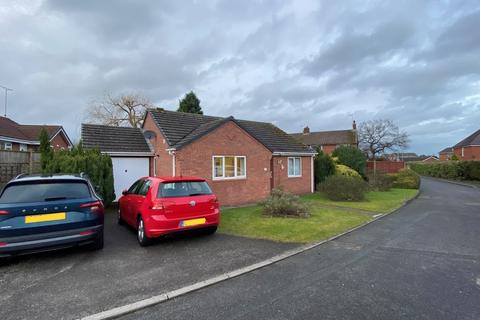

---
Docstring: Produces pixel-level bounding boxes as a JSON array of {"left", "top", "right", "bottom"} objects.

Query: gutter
[
  {"left": 272, "top": 151, "right": 317, "bottom": 156},
  {"left": 102, "top": 152, "right": 154, "bottom": 157}
]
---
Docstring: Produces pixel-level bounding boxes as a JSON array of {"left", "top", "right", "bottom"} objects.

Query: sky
[{"left": 1, "top": 0, "right": 479, "bottom": 155}]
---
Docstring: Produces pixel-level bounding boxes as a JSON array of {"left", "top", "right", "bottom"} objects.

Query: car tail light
[
  {"left": 79, "top": 230, "right": 95, "bottom": 236},
  {"left": 80, "top": 201, "right": 104, "bottom": 214},
  {"left": 151, "top": 202, "right": 164, "bottom": 211},
  {"left": 0, "top": 242, "right": 7, "bottom": 247},
  {"left": 0, "top": 210, "right": 9, "bottom": 215}
]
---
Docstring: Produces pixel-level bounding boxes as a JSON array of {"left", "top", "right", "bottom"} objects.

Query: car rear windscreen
[
  {"left": 158, "top": 181, "right": 213, "bottom": 198},
  {"left": 0, "top": 181, "right": 91, "bottom": 204}
]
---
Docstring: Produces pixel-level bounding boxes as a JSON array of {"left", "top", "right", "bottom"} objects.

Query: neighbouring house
[
  {"left": 81, "top": 124, "right": 154, "bottom": 200},
  {"left": 387, "top": 153, "right": 426, "bottom": 162},
  {"left": 0, "top": 116, "right": 72, "bottom": 151},
  {"left": 439, "top": 147, "right": 453, "bottom": 161},
  {"left": 452, "top": 129, "right": 480, "bottom": 160},
  {"left": 422, "top": 155, "right": 439, "bottom": 162},
  {"left": 290, "top": 121, "right": 358, "bottom": 154},
  {"left": 142, "top": 109, "right": 316, "bottom": 206}
]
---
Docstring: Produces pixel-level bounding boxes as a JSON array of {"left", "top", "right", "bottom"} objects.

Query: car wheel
[
  {"left": 137, "top": 216, "right": 151, "bottom": 247},
  {"left": 203, "top": 226, "right": 218, "bottom": 235},
  {"left": 88, "top": 230, "right": 104, "bottom": 251},
  {"left": 117, "top": 209, "right": 124, "bottom": 225}
]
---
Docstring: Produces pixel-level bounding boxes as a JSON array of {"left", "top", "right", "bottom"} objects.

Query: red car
[{"left": 118, "top": 176, "right": 220, "bottom": 246}]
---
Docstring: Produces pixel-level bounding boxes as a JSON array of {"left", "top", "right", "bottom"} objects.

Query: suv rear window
[
  {"left": 158, "top": 181, "right": 213, "bottom": 198},
  {"left": 0, "top": 181, "right": 92, "bottom": 204}
]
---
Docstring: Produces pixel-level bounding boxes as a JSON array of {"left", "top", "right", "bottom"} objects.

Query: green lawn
[
  {"left": 218, "top": 205, "right": 370, "bottom": 243},
  {"left": 218, "top": 188, "right": 418, "bottom": 243},
  {"left": 302, "top": 188, "right": 419, "bottom": 213}
]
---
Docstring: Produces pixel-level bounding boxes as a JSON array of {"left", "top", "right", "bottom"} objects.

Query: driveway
[
  {"left": 122, "top": 177, "right": 480, "bottom": 320},
  {"left": 0, "top": 211, "right": 297, "bottom": 320}
]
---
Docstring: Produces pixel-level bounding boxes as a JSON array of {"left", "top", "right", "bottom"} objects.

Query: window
[
  {"left": 288, "top": 157, "right": 302, "bottom": 177},
  {"left": 19, "top": 144, "right": 28, "bottom": 152},
  {"left": 213, "top": 156, "right": 246, "bottom": 179},
  {"left": 4, "top": 142, "right": 12, "bottom": 151},
  {"left": 127, "top": 179, "right": 144, "bottom": 194},
  {"left": 461, "top": 147, "right": 465, "bottom": 157},
  {"left": 0, "top": 181, "right": 91, "bottom": 204},
  {"left": 158, "top": 181, "right": 213, "bottom": 198},
  {"left": 137, "top": 180, "right": 152, "bottom": 196}
]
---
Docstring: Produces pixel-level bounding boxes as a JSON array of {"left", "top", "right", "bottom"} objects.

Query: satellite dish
[{"left": 143, "top": 130, "right": 156, "bottom": 140}]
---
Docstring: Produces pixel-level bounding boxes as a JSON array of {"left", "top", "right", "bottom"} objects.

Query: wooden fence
[
  {"left": 0, "top": 151, "right": 42, "bottom": 184},
  {"left": 367, "top": 160, "right": 405, "bottom": 174}
]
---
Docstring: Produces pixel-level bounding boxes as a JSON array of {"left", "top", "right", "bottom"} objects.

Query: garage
[{"left": 81, "top": 124, "right": 154, "bottom": 201}]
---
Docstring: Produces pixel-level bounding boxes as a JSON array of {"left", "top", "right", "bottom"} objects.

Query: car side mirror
[{"left": 122, "top": 190, "right": 129, "bottom": 196}]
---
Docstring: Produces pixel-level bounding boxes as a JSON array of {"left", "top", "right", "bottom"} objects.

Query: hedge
[
  {"left": 332, "top": 145, "right": 367, "bottom": 177},
  {"left": 335, "top": 164, "right": 362, "bottom": 179},
  {"left": 409, "top": 161, "right": 480, "bottom": 181},
  {"left": 390, "top": 168, "right": 420, "bottom": 189},
  {"left": 43, "top": 147, "right": 115, "bottom": 206},
  {"left": 319, "top": 175, "right": 368, "bottom": 201},
  {"left": 314, "top": 150, "right": 336, "bottom": 185}
]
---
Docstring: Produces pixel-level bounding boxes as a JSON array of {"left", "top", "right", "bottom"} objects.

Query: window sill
[
  {"left": 287, "top": 175, "right": 302, "bottom": 178},
  {"left": 212, "top": 177, "right": 247, "bottom": 181}
]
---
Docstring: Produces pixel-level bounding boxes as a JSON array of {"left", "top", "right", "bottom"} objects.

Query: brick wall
[
  {"left": 143, "top": 112, "right": 173, "bottom": 176},
  {"left": 175, "top": 121, "right": 272, "bottom": 206},
  {"left": 367, "top": 160, "right": 405, "bottom": 173},
  {"left": 272, "top": 156, "right": 312, "bottom": 195},
  {"left": 50, "top": 131, "right": 70, "bottom": 150},
  {"left": 321, "top": 144, "right": 336, "bottom": 154},
  {"left": 453, "top": 146, "right": 480, "bottom": 160}
]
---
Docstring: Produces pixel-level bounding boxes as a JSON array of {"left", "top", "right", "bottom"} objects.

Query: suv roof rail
[{"left": 14, "top": 173, "right": 28, "bottom": 180}]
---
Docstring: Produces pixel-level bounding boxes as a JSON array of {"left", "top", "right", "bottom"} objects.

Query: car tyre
[
  {"left": 203, "top": 226, "right": 218, "bottom": 235},
  {"left": 137, "top": 216, "right": 151, "bottom": 247},
  {"left": 117, "top": 209, "right": 124, "bottom": 225},
  {"left": 88, "top": 230, "right": 104, "bottom": 251}
]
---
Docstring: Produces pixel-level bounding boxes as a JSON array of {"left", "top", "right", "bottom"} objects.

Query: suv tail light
[
  {"left": 0, "top": 210, "right": 9, "bottom": 215},
  {"left": 80, "top": 201, "right": 104, "bottom": 214}
]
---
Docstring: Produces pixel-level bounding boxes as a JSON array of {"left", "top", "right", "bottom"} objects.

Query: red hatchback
[{"left": 118, "top": 176, "right": 220, "bottom": 246}]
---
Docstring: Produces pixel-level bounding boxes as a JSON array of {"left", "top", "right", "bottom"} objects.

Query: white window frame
[
  {"left": 288, "top": 157, "right": 302, "bottom": 178},
  {"left": 461, "top": 147, "right": 465, "bottom": 157},
  {"left": 4, "top": 142, "right": 12, "bottom": 151},
  {"left": 19, "top": 144, "right": 28, "bottom": 152},
  {"left": 212, "top": 156, "right": 247, "bottom": 180}
]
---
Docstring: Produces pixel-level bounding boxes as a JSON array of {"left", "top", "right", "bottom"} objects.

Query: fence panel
[{"left": 0, "top": 151, "right": 42, "bottom": 184}]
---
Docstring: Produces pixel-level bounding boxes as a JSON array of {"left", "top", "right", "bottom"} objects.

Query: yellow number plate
[
  {"left": 181, "top": 218, "right": 206, "bottom": 227},
  {"left": 25, "top": 212, "right": 66, "bottom": 224}
]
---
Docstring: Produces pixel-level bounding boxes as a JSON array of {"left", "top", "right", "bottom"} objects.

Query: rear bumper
[
  {"left": 0, "top": 225, "right": 103, "bottom": 257},
  {"left": 145, "top": 211, "right": 220, "bottom": 238}
]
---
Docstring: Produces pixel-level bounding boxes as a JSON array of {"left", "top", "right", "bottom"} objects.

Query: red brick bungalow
[
  {"left": 452, "top": 129, "right": 480, "bottom": 160},
  {"left": 0, "top": 116, "right": 72, "bottom": 151},
  {"left": 438, "top": 147, "right": 453, "bottom": 161},
  {"left": 143, "top": 109, "right": 316, "bottom": 206}
]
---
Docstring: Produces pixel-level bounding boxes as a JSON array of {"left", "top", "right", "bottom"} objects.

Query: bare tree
[
  {"left": 87, "top": 94, "right": 153, "bottom": 127},
  {"left": 358, "top": 119, "right": 409, "bottom": 160}
]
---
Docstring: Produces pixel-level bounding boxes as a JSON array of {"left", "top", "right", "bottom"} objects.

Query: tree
[
  {"left": 87, "top": 93, "right": 152, "bottom": 128},
  {"left": 332, "top": 145, "right": 367, "bottom": 177},
  {"left": 39, "top": 128, "right": 52, "bottom": 171},
  {"left": 178, "top": 91, "right": 203, "bottom": 114},
  {"left": 314, "top": 149, "right": 336, "bottom": 188},
  {"left": 358, "top": 119, "right": 409, "bottom": 177}
]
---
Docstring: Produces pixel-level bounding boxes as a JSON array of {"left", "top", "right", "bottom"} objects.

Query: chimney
[
  {"left": 352, "top": 120, "right": 357, "bottom": 130},
  {"left": 303, "top": 126, "right": 310, "bottom": 135}
]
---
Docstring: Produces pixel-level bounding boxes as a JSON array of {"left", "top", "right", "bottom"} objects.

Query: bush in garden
[
  {"left": 335, "top": 164, "right": 362, "bottom": 179},
  {"left": 331, "top": 145, "right": 367, "bottom": 177},
  {"left": 367, "top": 172, "right": 395, "bottom": 191},
  {"left": 43, "top": 146, "right": 115, "bottom": 206},
  {"left": 409, "top": 161, "right": 480, "bottom": 181},
  {"left": 261, "top": 188, "right": 310, "bottom": 218},
  {"left": 319, "top": 175, "right": 368, "bottom": 201},
  {"left": 391, "top": 168, "right": 420, "bottom": 189},
  {"left": 314, "top": 150, "right": 336, "bottom": 185}
]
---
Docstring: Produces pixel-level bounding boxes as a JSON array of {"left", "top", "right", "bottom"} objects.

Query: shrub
[
  {"left": 332, "top": 146, "right": 367, "bottom": 177},
  {"left": 314, "top": 150, "right": 336, "bottom": 186},
  {"left": 451, "top": 154, "right": 459, "bottom": 161},
  {"left": 335, "top": 164, "right": 362, "bottom": 179},
  {"left": 319, "top": 175, "right": 368, "bottom": 201},
  {"left": 391, "top": 168, "right": 420, "bottom": 189},
  {"left": 410, "top": 161, "right": 480, "bottom": 181},
  {"left": 367, "top": 172, "right": 395, "bottom": 191},
  {"left": 43, "top": 146, "right": 115, "bottom": 206},
  {"left": 261, "top": 188, "right": 310, "bottom": 218}
]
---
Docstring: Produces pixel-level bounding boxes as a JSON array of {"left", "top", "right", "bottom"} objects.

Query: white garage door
[{"left": 111, "top": 157, "right": 150, "bottom": 201}]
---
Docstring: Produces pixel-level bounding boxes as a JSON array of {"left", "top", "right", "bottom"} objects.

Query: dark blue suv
[{"left": 0, "top": 174, "right": 104, "bottom": 258}]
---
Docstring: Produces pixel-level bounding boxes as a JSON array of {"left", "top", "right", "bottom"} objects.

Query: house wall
[
  {"left": 439, "top": 153, "right": 452, "bottom": 161},
  {"left": 453, "top": 146, "right": 480, "bottom": 160},
  {"left": 175, "top": 121, "right": 273, "bottom": 206},
  {"left": 272, "top": 156, "right": 312, "bottom": 194},
  {"left": 143, "top": 112, "right": 173, "bottom": 176},
  {"left": 50, "top": 132, "right": 70, "bottom": 150},
  {"left": 321, "top": 144, "right": 337, "bottom": 154}
]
